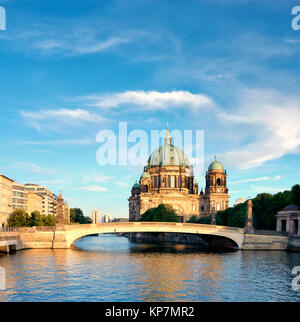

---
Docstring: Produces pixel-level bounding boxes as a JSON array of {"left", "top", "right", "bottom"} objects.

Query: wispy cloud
[
  {"left": 230, "top": 175, "right": 281, "bottom": 185},
  {"left": 219, "top": 89, "right": 300, "bottom": 169},
  {"left": 115, "top": 181, "right": 130, "bottom": 187},
  {"left": 249, "top": 185, "right": 289, "bottom": 193},
  {"left": 18, "top": 139, "right": 94, "bottom": 146},
  {"left": 82, "top": 172, "right": 114, "bottom": 183},
  {"left": 81, "top": 185, "right": 107, "bottom": 192},
  {"left": 12, "top": 162, "right": 56, "bottom": 175},
  {"left": 21, "top": 108, "right": 105, "bottom": 123},
  {"left": 34, "top": 36, "right": 131, "bottom": 56},
  {"left": 84, "top": 90, "right": 213, "bottom": 110}
]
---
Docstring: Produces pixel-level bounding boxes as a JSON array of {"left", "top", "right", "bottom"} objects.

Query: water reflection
[{"left": 0, "top": 235, "right": 299, "bottom": 302}]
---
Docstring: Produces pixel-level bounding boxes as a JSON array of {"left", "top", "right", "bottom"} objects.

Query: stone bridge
[
  {"left": 53, "top": 222, "right": 245, "bottom": 249},
  {"left": 0, "top": 222, "right": 289, "bottom": 252}
]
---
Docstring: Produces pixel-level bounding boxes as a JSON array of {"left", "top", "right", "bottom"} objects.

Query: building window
[
  {"left": 171, "top": 176, "right": 175, "bottom": 188},
  {"left": 217, "top": 178, "right": 221, "bottom": 185},
  {"left": 201, "top": 206, "right": 204, "bottom": 211}
]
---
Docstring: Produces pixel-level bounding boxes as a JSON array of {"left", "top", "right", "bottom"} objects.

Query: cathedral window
[
  {"left": 171, "top": 176, "right": 175, "bottom": 188},
  {"left": 217, "top": 178, "right": 221, "bottom": 185}
]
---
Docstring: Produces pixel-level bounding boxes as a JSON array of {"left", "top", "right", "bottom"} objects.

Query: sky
[{"left": 0, "top": 0, "right": 300, "bottom": 218}]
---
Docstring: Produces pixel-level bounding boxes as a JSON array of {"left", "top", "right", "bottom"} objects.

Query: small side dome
[
  {"left": 132, "top": 182, "right": 140, "bottom": 189},
  {"left": 208, "top": 156, "right": 224, "bottom": 171}
]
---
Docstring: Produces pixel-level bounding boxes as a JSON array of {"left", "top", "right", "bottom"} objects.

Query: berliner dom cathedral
[{"left": 129, "top": 127, "right": 229, "bottom": 222}]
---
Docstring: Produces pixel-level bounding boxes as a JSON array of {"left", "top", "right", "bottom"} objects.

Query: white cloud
[
  {"left": 249, "top": 185, "right": 289, "bottom": 193},
  {"left": 230, "top": 175, "right": 281, "bottom": 185},
  {"left": 81, "top": 185, "right": 107, "bottom": 192},
  {"left": 116, "top": 181, "right": 130, "bottom": 187},
  {"left": 21, "top": 108, "right": 104, "bottom": 123},
  {"left": 12, "top": 162, "right": 56, "bottom": 175},
  {"left": 219, "top": 89, "right": 300, "bottom": 169},
  {"left": 34, "top": 36, "right": 131, "bottom": 56},
  {"left": 84, "top": 90, "right": 213, "bottom": 110},
  {"left": 19, "top": 139, "right": 93, "bottom": 145},
  {"left": 82, "top": 172, "right": 114, "bottom": 183}
]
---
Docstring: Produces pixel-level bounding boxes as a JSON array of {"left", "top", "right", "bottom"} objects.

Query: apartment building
[
  {"left": 27, "top": 191, "right": 43, "bottom": 215},
  {"left": 12, "top": 182, "right": 28, "bottom": 211},
  {"left": 0, "top": 174, "right": 13, "bottom": 228},
  {"left": 24, "top": 184, "right": 58, "bottom": 216}
]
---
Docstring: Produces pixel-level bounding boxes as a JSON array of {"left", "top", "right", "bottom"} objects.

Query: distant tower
[
  {"left": 205, "top": 156, "right": 229, "bottom": 214},
  {"left": 57, "top": 193, "right": 69, "bottom": 224}
]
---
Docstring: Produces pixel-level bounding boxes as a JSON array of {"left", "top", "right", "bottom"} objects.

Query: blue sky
[{"left": 0, "top": 0, "right": 300, "bottom": 218}]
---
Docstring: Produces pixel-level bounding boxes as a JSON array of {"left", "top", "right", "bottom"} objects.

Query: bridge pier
[{"left": 0, "top": 240, "right": 17, "bottom": 253}]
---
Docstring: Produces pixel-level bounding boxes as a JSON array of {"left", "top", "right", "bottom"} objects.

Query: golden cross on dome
[{"left": 214, "top": 155, "right": 216, "bottom": 161}]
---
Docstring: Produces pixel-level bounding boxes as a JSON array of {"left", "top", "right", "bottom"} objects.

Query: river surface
[{"left": 0, "top": 235, "right": 299, "bottom": 302}]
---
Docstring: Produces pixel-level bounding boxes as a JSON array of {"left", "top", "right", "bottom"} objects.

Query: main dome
[
  {"left": 147, "top": 127, "right": 190, "bottom": 168},
  {"left": 147, "top": 144, "right": 190, "bottom": 168}
]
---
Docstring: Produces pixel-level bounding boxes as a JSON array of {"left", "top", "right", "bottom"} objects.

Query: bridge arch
[{"left": 59, "top": 222, "right": 245, "bottom": 250}]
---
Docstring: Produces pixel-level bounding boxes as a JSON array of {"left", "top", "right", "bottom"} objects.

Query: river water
[{"left": 0, "top": 235, "right": 299, "bottom": 302}]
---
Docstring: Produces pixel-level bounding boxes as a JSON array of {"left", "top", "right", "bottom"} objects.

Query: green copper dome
[
  {"left": 208, "top": 158, "right": 224, "bottom": 171},
  {"left": 147, "top": 126, "right": 190, "bottom": 168},
  {"left": 147, "top": 144, "right": 190, "bottom": 168},
  {"left": 132, "top": 182, "right": 140, "bottom": 189}
]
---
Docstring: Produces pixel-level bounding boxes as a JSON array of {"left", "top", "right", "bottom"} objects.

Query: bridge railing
[
  {"left": 0, "top": 226, "right": 20, "bottom": 233},
  {"left": 254, "top": 229, "right": 288, "bottom": 236}
]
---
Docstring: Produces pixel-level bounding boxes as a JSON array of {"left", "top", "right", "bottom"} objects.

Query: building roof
[
  {"left": 282, "top": 204, "right": 300, "bottom": 211},
  {"left": 208, "top": 156, "right": 224, "bottom": 171},
  {"left": 0, "top": 173, "right": 14, "bottom": 182}
]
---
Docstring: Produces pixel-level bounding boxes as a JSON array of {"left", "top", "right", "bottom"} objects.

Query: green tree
[
  {"left": 188, "top": 215, "right": 211, "bottom": 224},
  {"left": 291, "top": 184, "right": 300, "bottom": 206},
  {"left": 30, "top": 211, "right": 44, "bottom": 227},
  {"left": 8, "top": 209, "right": 30, "bottom": 227},
  {"left": 42, "top": 214, "right": 56, "bottom": 226},
  {"left": 70, "top": 208, "right": 92, "bottom": 224},
  {"left": 215, "top": 186, "right": 294, "bottom": 230},
  {"left": 139, "top": 204, "right": 179, "bottom": 222}
]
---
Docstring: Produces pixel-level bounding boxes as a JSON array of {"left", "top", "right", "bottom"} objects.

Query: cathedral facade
[{"left": 128, "top": 128, "right": 229, "bottom": 222}]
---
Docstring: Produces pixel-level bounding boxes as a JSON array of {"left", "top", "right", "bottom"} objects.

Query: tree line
[
  {"left": 8, "top": 209, "right": 56, "bottom": 227},
  {"left": 189, "top": 184, "right": 300, "bottom": 230},
  {"left": 7, "top": 207, "right": 91, "bottom": 227}
]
